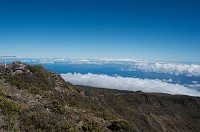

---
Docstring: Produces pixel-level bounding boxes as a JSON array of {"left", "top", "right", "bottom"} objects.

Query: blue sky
[{"left": 0, "top": 0, "right": 200, "bottom": 61}]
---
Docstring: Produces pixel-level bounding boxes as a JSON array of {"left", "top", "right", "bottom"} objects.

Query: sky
[{"left": 0, "top": 0, "right": 200, "bottom": 61}]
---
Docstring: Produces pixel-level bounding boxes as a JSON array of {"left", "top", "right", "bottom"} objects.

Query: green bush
[
  {"left": 44, "top": 100, "right": 66, "bottom": 114},
  {"left": 22, "top": 112, "right": 56, "bottom": 130},
  {"left": 0, "top": 95, "right": 21, "bottom": 115},
  {"left": 108, "top": 119, "right": 129, "bottom": 131},
  {"left": 82, "top": 122, "right": 100, "bottom": 132}
]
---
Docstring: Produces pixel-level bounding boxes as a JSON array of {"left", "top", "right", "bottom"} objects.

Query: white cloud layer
[
  {"left": 132, "top": 62, "right": 200, "bottom": 76},
  {"left": 11, "top": 58, "right": 200, "bottom": 76},
  {"left": 21, "top": 58, "right": 200, "bottom": 76},
  {"left": 61, "top": 73, "right": 200, "bottom": 97}
]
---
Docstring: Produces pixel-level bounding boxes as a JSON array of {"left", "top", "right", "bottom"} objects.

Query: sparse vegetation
[
  {"left": 0, "top": 95, "right": 21, "bottom": 115},
  {"left": 0, "top": 62, "right": 200, "bottom": 131},
  {"left": 108, "top": 120, "right": 129, "bottom": 131},
  {"left": 4, "top": 65, "right": 54, "bottom": 91},
  {"left": 82, "top": 122, "right": 101, "bottom": 132}
]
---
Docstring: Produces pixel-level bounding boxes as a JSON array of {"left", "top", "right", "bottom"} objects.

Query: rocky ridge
[{"left": 0, "top": 62, "right": 112, "bottom": 131}]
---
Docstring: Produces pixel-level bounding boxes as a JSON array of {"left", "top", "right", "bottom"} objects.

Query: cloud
[
  {"left": 10, "top": 58, "right": 200, "bottom": 76},
  {"left": 132, "top": 62, "right": 200, "bottom": 76},
  {"left": 17, "top": 58, "right": 139, "bottom": 65},
  {"left": 61, "top": 73, "right": 200, "bottom": 96},
  {"left": 185, "top": 83, "right": 200, "bottom": 91},
  {"left": 192, "top": 81, "right": 198, "bottom": 84}
]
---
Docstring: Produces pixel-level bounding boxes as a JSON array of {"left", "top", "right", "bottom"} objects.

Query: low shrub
[
  {"left": 108, "top": 119, "right": 129, "bottom": 131},
  {"left": 0, "top": 95, "right": 21, "bottom": 115}
]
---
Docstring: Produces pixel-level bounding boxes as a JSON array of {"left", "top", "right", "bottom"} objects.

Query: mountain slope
[
  {"left": 0, "top": 62, "right": 200, "bottom": 131},
  {"left": 80, "top": 86, "right": 200, "bottom": 131}
]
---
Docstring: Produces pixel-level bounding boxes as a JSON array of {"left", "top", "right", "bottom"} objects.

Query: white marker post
[{"left": 0, "top": 56, "right": 16, "bottom": 68}]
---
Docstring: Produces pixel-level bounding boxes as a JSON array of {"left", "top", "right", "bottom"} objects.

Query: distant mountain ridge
[{"left": 0, "top": 62, "right": 200, "bottom": 131}]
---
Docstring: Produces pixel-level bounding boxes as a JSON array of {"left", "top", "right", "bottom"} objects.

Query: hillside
[{"left": 0, "top": 62, "right": 200, "bottom": 131}]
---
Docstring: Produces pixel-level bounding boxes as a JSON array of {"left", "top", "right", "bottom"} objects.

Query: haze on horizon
[{"left": 0, "top": 0, "right": 200, "bottom": 62}]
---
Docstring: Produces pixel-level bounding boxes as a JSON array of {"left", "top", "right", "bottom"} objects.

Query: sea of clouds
[
  {"left": 131, "top": 61, "right": 200, "bottom": 76},
  {"left": 61, "top": 73, "right": 200, "bottom": 96},
  {"left": 15, "top": 58, "right": 200, "bottom": 76}
]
